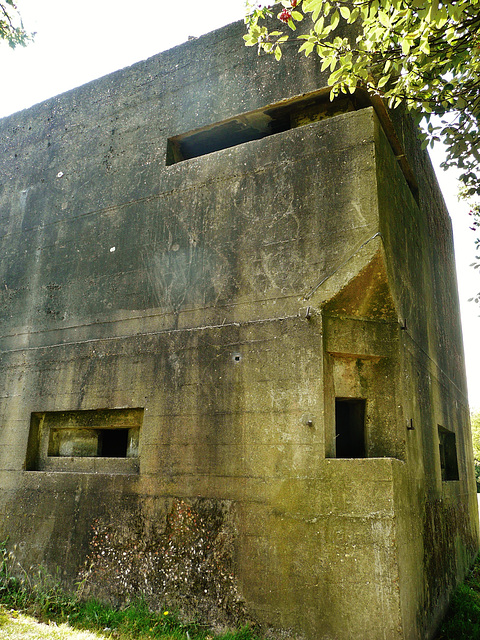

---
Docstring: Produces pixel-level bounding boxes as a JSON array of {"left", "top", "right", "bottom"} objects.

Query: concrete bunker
[{"left": 0, "top": 15, "right": 477, "bottom": 640}]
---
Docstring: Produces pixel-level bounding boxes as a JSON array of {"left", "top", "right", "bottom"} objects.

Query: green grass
[
  {"left": 0, "top": 595, "right": 261, "bottom": 640},
  {"left": 0, "top": 608, "right": 108, "bottom": 639},
  {"left": 437, "top": 555, "right": 480, "bottom": 639},
  {"left": 0, "top": 542, "right": 261, "bottom": 640},
  {"left": 2, "top": 543, "right": 480, "bottom": 640}
]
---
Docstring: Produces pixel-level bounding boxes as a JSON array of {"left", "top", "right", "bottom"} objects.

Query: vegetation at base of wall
[
  {"left": 0, "top": 603, "right": 260, "bottom": 640},
  {"left": 437, "top": 555, "right": 480, "bottom": 639},
  {"left": 3, "top": 544, "right": 480, "bottom": 640},
  {"left": 0, "top": 544, "right": 261, "bottom": 640}
]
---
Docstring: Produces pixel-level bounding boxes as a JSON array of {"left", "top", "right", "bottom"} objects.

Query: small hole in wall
[{"left": 233, "top": 354, "right": 242, "bottom": 363}]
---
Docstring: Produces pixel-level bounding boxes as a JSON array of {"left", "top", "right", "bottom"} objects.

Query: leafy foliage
[
  {"left": 471, "top": 410, "right": 480, "bottom": 459},
  {"left": 467, "top": 200, "right": 480, "bottom": 305},
  {"left": 0, "top": 1, "right": 31, "bottom": 48},
  {"left": 245, "top": 1, "right": 480, "bottom": 199},
  {"left": 471, "top": 410, "right": 480, "bottom": 489},
  {"left": 438, "top": 555, "right": 480, "bottom": 639}
]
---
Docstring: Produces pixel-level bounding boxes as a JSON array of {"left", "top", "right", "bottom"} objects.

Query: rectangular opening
[
  {"left": 98, "top": 428, "right": 129, "bottom": 457},
  {"left": 26, "top": 408, "right": 143, "bottom": 473},
  {"left": 166, "top": 91, "right": 368, "bottom": 165},
  {"left": 335, "top": 398, "right": 366, "bottom": 458},
  {"left": 438, "top": 425, "right": 459, "bottom": 481}
]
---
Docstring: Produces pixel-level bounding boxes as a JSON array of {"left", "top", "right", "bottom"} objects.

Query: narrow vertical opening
[
  {"left": 438, "top": 425, "right": 459, "bottom": 481},
  {"left": 335, "top": 398, "right": 366, "bottom": 458}
]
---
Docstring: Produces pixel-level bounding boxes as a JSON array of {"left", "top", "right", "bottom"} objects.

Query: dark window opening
[
  {"left": 166, "top": 92, "right": 369, "bottom": 166},
  {"left": 335, "top": 398, "right": 366, "bottom": 458},
  {"left": 98, "top": 428, "right": 129, "bottom": 457},
  {"left": 26, "top": 408, "right": 142, "bottom": 471},
  {"left": 438, "top": 425, "right": 459, "bottom": 481}
]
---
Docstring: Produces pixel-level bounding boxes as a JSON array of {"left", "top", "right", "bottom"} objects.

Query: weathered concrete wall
[
  {"left": 0, "top": 17, "right": 477, "bottom": 640},
  {"left": 373, "top": 111, "right": 479, "bottom": 637}
]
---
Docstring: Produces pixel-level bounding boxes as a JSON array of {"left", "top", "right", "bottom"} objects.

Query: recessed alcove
[{"left": 25, "top": 408, "right": 143, "bottom": 473}]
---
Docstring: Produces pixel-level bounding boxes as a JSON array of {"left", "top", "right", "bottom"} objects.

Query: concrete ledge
[{"left": 37, "top": 456, "right": 139, "bottom": 474}]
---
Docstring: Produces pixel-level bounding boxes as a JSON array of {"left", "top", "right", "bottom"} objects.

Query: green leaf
[
  {"left": 299, "top": 41, "right": 316, "bottom": 56},
  {"left": 328, "top": 68, "right": 344, "bottom": 85},
  {"left": 339, "top": 6, "right": 350, "bottom": 20},
  {"left": 378, "top": 11, "right": 391, "bottom": 28},
  {"left": 321, "top": 56, "right": 332, "bottom": 71},
  {"left": 330, "top": 10, "right": 340, "bottom": 30},
  {"left": 347, "top": 7, "right": 360, "bottom": 23},
  {"left": 427, "top": 0, "right": 439, "bottom": 23},
  {"left": 309, "top": 0, "right": 323, "bottom": 22},
  {"left": 243, "top": 34, "right": 257, "bottom": 46},
  {"left": 314, "top": 17, "right": 325, "bottom": 34},
  {"left": 303, "top": 0, "right": 322, "bottom": 14},
  {"left": 401, "top": 39, "right": 411, "bottom": 56},
  {"left": 419, "top": 37, "right": 430, "bottom": 55},
  {"left": 377, "top": 74, "right": 391, "bottom": 89},
  {"left": 274, "top": 45, "right": 282, "bottom": 61},
  {"left": 447, "top": 2, "right": 464, "bottom": 21}
]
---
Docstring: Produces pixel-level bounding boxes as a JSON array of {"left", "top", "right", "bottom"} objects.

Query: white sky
[{"left": 1, "top": 0, "right": 479, "bottom": 409}]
